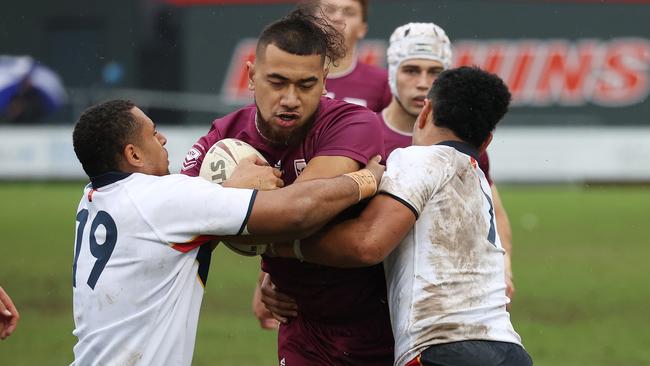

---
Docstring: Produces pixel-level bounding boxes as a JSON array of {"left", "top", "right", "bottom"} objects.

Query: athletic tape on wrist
[
  {"left": 292, "top": 240, "right": 304, "bottom": 262},
  {"left": 343, "top": 169, "right": 377, "bottom": 201}
]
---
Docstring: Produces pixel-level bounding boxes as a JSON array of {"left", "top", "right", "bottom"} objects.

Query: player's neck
[
  {"left": 328, "top": 50, "right": 357, "bottom": 77},
  {"left": 384, "top": 99, "right": 416, "bottom": 135}
]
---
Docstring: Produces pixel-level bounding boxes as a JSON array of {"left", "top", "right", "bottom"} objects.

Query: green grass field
[{"left": 0, "top": 183, "right": 648, "bottom": 365}]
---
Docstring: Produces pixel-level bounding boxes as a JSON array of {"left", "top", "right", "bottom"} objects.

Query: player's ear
[
  {"left": 246, "top": 61, "right": 255, "bottom": 91},
  {"left": 322, "top": 66, "right": 329, "bottom": 95},
  {"left": 417, "top": 99, "right": 432, "bottom": 130},
  {"left": 122, "top": 143, "right": 144, "bottom": 170},
  {"left": 357, "top": 22, "right": 368, "bottom": 40},
  {"left": 479, "top": 132, "right": 493, "bottom": 153}
]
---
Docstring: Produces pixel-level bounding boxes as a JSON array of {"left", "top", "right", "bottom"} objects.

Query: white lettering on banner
[{"left": 454, "top": 38, "right": 650, "bottom": 107}]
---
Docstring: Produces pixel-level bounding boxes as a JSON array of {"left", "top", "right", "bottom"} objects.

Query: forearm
[
  {"left": 272, "top": 195, "right": 415, "bottom": 268},
  {"left": 300, "top": 225, "right": 385, "bottom": 267},
  {"left": 248, "top": 173, "right": 372, "bottom": 237}
]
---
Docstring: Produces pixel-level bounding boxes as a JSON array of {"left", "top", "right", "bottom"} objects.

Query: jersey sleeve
[
  {"left": 133, "top": 175, "right": 255, "bottom": 251},
  {"left": 180, "top": 126, "right": 223, "bottom": 177},
  {"left": 314, "top": 107, "right": 386, "bottom": 164},
  {"left": 378, "top": 147, "right": 448, "bottom": 218},
  {"left": 478, "top": 151, "right": 493, "bottom": 185}
]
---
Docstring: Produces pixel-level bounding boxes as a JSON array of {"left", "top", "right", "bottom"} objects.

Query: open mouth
[
  {"left": 275, "top": 113, "right": 300, "bottom": 127},
  {"left": 413, "top": 97, "right": 426, "bottom": 107}
]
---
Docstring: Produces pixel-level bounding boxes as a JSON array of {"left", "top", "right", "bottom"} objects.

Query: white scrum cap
[{"left": 387, "top": 22, "right": 452, "bottom": 97}]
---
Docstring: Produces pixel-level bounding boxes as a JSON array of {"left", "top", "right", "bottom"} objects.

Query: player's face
[
  {"left": 249, "top": 44, "right": 326, "bottom": 145},
  {"left": 396, "top": 59, "right": 444, "bottom": 117},
  {"left": 320, "top": 0, "right": 367, "bottom": 49},
  {"left": 131, "top": 107, "right": 170, "bottom": 176}
]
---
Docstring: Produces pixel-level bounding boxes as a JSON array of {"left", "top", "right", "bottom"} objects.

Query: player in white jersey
[
  {"left": 270, "top": 67, "right": 532, "bottom": 366},
  {"left": 70, "top": 99, "right": 383, "bottom": 366}
]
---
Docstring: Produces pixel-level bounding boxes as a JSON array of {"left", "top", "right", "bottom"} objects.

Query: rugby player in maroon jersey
[{"left": 181, "top": 9, "right": 394, "bottom": 365}]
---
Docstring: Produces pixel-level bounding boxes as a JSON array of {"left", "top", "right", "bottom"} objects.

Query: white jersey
[
  {"left": 71, "top": 172, "right": 255, "bottom": 366},
  {"left": 379, "top": 142, "right": 522, "bottom": 366}
]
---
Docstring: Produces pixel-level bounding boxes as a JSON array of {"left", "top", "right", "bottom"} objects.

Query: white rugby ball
[
  {"left": 199, "top": 138, "right": 268, "bottom": 256},
  {"left": 199, "top": 138, "right": 268, "bottom": 184}
]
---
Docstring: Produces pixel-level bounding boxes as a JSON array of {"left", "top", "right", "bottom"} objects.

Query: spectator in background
[
  {"left": 300, "top": 0, "right": 392, "bottom": 112},
  {"left": 0, "top": 286, "right": 19, "bottom": 340},
  {"left": 0, "top": 55, "right": 66, "bottom": 123}
]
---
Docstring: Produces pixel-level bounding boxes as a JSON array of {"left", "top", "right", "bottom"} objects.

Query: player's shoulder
[
  {"left": 319, "top": 97, "right": 378, "bottom": 120},
  {"left": 210, "top": 104, "right": 256, "bottom": 131},
  {"left": 127, "top": 173, "right": 207, "bottom": 193},
  {"left": 355, "top": 61, "right": 388, "bottom": 78},
  {"left": 386, "top": 146, "right": 454, "bottom": 177}
]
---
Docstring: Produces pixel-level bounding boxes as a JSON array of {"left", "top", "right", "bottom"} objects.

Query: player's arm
[
  {"left": 220, "top": 157, "right": 384, "bottom": 240},
  {"left": 295, "top": 155, "right": 363, "bottom": 182},
  {"left": 492, "top": 184, "right": 515, "bottom": 302},
  {"left": 271, "top": 194, "right": 415, "bottom": 267}
]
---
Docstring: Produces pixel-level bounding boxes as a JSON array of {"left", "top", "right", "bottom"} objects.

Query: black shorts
[{"left": 406, "top": 340, "right": 533, "bottom": 366}]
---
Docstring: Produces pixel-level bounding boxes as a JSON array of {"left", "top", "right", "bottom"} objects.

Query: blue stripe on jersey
[
  {"left": 236, "top": 189, "right": 258, "bottom": 235},
  {"left": 379, "top": 192, "right": 419, "bottom": 219},
  {"left": 437, "top": 140, "right": 480, "bottom": 161}
]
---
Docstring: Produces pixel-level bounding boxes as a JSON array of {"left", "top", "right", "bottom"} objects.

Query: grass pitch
[{"left": 0, "top": 182, "right": 648, "bottom": 365}]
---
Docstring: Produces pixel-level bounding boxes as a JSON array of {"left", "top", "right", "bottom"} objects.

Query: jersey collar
[
  {"left": 436, "top": 140, "right": 480, "bottom": 161},
  {"left": 90, "top": 171, "right": 132, "bottom": 189}
]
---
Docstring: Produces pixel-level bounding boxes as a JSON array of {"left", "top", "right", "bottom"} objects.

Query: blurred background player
[
  {"left": 0, "top": 285, "right": 19, "bottom": 340},
  {"left": 70, "top": 99, "right": 384, "bottom": 365},
  {"left": 300, "top": 0, "right": 391, "bottom": 112},
  {"left": 181, "top": 9, "right": 393, "bottom": 365},
  {"left": 272, "top": 66, "right": 532, "bottom": 366}
]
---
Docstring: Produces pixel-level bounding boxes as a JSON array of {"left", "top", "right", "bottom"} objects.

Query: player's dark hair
[
  {"left": 73, "top": 99, "right": 138, "bottom": 177},
  {"left": 428, "top": 66, "right": 511, "bottom": 149},
  {"left": 256, "top": 8, "right": 346, "bottom": 65},
  {"left": 301, "top": 0, "right": 369, "bottom": 22}
]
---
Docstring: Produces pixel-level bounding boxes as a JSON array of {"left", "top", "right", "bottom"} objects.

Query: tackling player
[
  {"left": 272, "top": 66, "right": 533, "bottom": 366},
  {"left": 181, "top": 9, "right": 393, "bottom": 365},
  {"left": 70, "top": 99, "right": 384, "bottom": 365},
  {"left": 381, "top": 23, "right": 516, "bottom": 299}
]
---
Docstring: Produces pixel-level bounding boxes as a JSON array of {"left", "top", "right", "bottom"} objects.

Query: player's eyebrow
[{"left": 267, "top": 73, "right": 318, "bottom": 84}]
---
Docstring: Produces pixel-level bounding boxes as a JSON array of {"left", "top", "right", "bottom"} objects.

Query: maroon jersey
[
  {"left": 378, "top": 111, "right": 494, "bottom": 184},
  {"left": 326, "top": 61, "right": 392, "bottom": 113},
  {"left": 181, "top": 97, "right": 388, "bottom": 323}
]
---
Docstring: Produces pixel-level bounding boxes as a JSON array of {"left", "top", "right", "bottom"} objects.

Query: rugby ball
[
  {"left": 199, "top": 138, "right": 267, "bottom": 184},
  {"left": 199, "top": 138, "right": 268, "bottom": 256}
]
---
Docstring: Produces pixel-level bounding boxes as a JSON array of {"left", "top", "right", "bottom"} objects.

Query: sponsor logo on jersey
[
  {"left": 454, "top": 38, "right": 650, "bottom": 107},
  {"left": 294, "top": 159, "right": 307, "bottom": 176},
  {"left": 182, "top": 147, "right": 202, "bottom": 171}
]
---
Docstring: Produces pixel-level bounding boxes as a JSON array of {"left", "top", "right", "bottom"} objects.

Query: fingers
[
  {"left": 253, "top": 156, "right": 270, "bottom": 166},
  {"left": 0, "top": 287, "right": 19, "bottom": 340},
  {"left": 260, "top": 275, "right": 298, "bottom": 323},
  {"left": 371, "top": 154, "right": 383, "bottom": 164},
  {"left": 259, "top": 317, "right": 280, "bottom": 329}
]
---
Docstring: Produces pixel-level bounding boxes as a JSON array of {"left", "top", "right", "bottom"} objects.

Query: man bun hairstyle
[
  {"left": 428, "top": 66, "right": 511, "bottom": 148},
  {"left": 257, "top": 8, "right": 346, "bottom": 66},
  {"left": 73, "top": 99, "right": 137, "bottom": 177}
]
